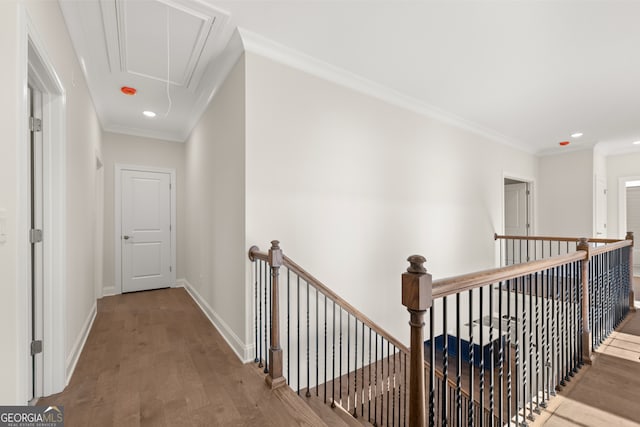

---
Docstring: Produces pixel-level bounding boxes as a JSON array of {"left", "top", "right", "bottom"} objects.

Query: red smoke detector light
[
  {"left": 559, "top": 141, "right": 570, "bottom": 146},
  {"left": 121, "top": 86, "right": 137, "bottom": 96}
]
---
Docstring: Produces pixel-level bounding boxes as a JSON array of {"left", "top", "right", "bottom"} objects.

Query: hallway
[{"left": 38, "top": 288, "right": 330, "bottom": 426}]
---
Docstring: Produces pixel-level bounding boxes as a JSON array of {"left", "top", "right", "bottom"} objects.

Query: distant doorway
[
  {"left": 619, "top": 177, "right": 640, "bottom": 276},
  {"left": 504, "top": 178, "right": 532, "bottom": 264}
]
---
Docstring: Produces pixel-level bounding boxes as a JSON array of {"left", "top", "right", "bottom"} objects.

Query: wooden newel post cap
[
  {"left": 577, "top": 238, "right": 589, "bottom": 251},
  {"left": 269, "top": 240, "right": 283, "bottom": 267},
  {"left": 626, "top": 231, "right": 634, "bottom": 242},
  {"left": 402, "top": 255, "right": 432, "bottom": 311}
]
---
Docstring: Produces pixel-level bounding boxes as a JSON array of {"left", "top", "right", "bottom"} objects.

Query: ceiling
[{"left": 60, "top": 0, "right": 640, "bottom": 155}]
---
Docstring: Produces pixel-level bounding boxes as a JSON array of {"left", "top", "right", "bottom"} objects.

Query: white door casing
[{"left": 115, "top": 165, "right": 176, "bottom": 293}]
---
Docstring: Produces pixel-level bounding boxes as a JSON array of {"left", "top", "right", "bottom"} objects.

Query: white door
[
  {"left": 505, "top": 182, "right": 529, "bottom": 264},
  {"left": 121, "top": 170, "right": 172, "bottom": 292}
]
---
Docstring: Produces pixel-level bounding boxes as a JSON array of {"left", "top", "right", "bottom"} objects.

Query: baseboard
[
  {"left": 102, "top": 285, "right": 117, "bottom": 296},
  {"left": 178, "top": 278, "right": 254, "bottom": 363},
  {"left": 65, "top": 302, "right": 97, "bottom": 385}
]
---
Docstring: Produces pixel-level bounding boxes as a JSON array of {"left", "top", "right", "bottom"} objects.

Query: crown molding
[{"left": 237, "top": 27, "right": 534, "bottom": 155}]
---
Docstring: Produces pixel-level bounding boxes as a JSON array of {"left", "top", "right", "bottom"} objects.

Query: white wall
[
  {"left": 0, "top": 0, "right": 102, "bottom": 403},
  {"left": 538, "top": 149, "right": 593, "bottom": 237},
  {"left": 0, "top": 0, "right": 22, "bottom": 404},
  {"left": 183, "top": 56, "right": 248, "bottom": 358},
  {"left": 607, "top": 152, "right": 640, "bottom": 238},
  {"left": 244, "top": 52, "right": 538, "bottom": 343},
  {"left": 101, "top": 132, "right": 185, "bottom": 294}
]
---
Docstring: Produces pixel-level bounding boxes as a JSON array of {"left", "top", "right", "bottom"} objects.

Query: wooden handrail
[
  {"left": 432, "top": 251, "right": 586, "bottom": 299},
  {"left": 589, "top": 239, "right": 632, "bottom": 256},
  {"left": 494, "top": 233, "right": 622, "bottom": 244},
  {"left": 249, "top": 245, "right": 410, "bottom": 354}
]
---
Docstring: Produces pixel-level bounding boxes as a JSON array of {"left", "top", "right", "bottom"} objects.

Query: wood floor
[
  {"left": 538, "top": 305, "right": 640, "bottom": 427},
  {"left": 38, "top": 288, "right": 350, "bottom": 427}
]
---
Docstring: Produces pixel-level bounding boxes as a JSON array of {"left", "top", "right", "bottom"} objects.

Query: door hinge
[
  {"left": 29, "top": 117, "right": 42, "bottom": 132},
  {"left": 526, "top": 190, "right": 530, "bottom": 195},
  {"left": 169, "top": 266, "right": 172, "bottom": 272},
  {"left": 527, "top": 223, "right": 531, "bottom": 228},
  {"left": 30, "top": 340, "right": 43, "bottom": 356},
  {"left": 169, "top": 183, "right": 172, "bottom": 190},
  {"left": 29, "top": 229, "right": 43, "bottom": 243}
]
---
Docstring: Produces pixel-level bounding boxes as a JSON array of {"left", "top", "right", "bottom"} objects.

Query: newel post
[
  {"left": 626, "top": 231, "right": 636, "bottom": 312},
  {"left": 402, "top": 255, "right": 432, "bottom": 427},
  {"left": 577, "top": 238, "right": 593, "bottom": 364},
  {"left": 266, "top": 240, "right": 286, "bottom": 389}
]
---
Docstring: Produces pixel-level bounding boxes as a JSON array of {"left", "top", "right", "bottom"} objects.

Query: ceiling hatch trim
[{"left": 101, "top": 0, "right": 227, "bottom": 90}]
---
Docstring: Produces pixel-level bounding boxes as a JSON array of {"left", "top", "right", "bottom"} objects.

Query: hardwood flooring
[
  {"left": 38, "top": 288, "right": 344, "bottom": 427},
  {"left": 538, "top": 308, "right": 640, "bottom": 426}
]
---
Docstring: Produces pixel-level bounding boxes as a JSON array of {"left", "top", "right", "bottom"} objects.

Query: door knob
[{"left": 123, "top": 235, "right": 131, "bottom": 240}]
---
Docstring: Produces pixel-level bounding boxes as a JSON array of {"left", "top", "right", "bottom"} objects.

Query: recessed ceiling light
[
  {"left": 633, "top": 140, "right": 640, "bottom": 145},
  {"left": 571, "top": 132, "right": 583, "bottom": 138},
  {"left": 143, "top": 111, "right": 156, "bottom": 118}
]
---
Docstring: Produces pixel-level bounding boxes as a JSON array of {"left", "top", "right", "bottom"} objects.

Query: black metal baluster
[
  {"left": 522, "top": 274, "right": 530, "bottom": 425},
  {"left": 478, "top": 289, "right": 484, "bottom": 427},
  {"left": 514, "top": 277, "right": 520, "bottom": 426},
  {"left": 404, "top": 352, "right": 407, "bottom": 427},
  {"left": 443, "top": 296, "right": 449, "bottom": 427},
  {"left": 498, "top": 281, "right": 504, "bottom": 427},
  {"left": 551, "top": 267, "right": 558, "bottom": 396},
  {"left": 265, "top": 261, "right": 269, "bottom": 373},
  {"left": 354, "top": 318, "right": 358, "bottom": 418},
  {"left": 430, "top": 305, "right": 435, "bottom": 427},
  {"left": 255, "top": 260, "right": 259, "bottom": 363},
  {"left": 534, "top": 272, "right": 541, "bottom": 415},
  {"left": 287, "top": 270, "right": 291, "bottom": 384},
  {"left": 456, "top": 293, "right": 462, "bottom": 427},
  {"left": 316, "top": 287, "right": 319, "bottom": 397},
  {"left": 332, "top": 301, "right": 336, "bottom": 408},
  {"left": 306, "top": 281, "right": 311, "bottom": 397},
  {"left": 324, "top": 294, "right": 327, "bottom": 403},
  {"left": 368, "top": 328, "right": 372, "bottom": 423},
  {"left": 507, "top": 279, "right": 512, "bottom": 425},
  {"left": 489, "top": 283, "right": 495, "bottom": 427},
  {"left": 468, "top": 290, "right": 474, "bottom": 427},
  {"left": 391, "top": 344, "right": 400, "bottom": 425},
  {"left": 347, "top": 314, "right": 351, "bottom": 412},
  {"left": 258, "top": 261, "right": 263, "bottom": 368},
  {"left": 386, "top": 340, "right": 390, "bottom": 427},
  {"left": 297, "top": 276, "right": 300, "bottom": 394},
  {"left": 362, "top": 322, "right": 365, "bottom": 419},
  {"left": 339, "top": 308, "right": 343, "bottom": 406},
  {"left": 375, "top": 332, "right": 379, "bottom": 426}
]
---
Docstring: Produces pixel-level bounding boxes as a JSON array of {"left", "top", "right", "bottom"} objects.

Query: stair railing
[
  {"left": 250, "top": 241, "right": 413, "bottom": 426},
  {"left": 249, "top": 233, "right": 633, "bottom": 427}
]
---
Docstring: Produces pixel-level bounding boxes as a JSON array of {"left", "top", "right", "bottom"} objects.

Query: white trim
[
  {"left": 114, "top": 164, "right": 177, "bottom": 294},
  {"left": 18, "top": 6, "right": 67, "bottom": 402},
  {"left": 238, "top": 27, "right": 532, "bottom": 155},
  {"left": 178, "top": 278, "right": 254, "bottom": 363},
  {"left": 65, "top": 303, "right": 97, "bottom": 385}
]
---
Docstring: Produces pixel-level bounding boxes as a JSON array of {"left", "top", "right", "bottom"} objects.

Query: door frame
[
  {"left": 618, "top": 175, "right": 640, "bottom": 238},
  {"left": 114, "top": 164, "right": 176, "bottom": 294},
  {"left": 500, "top": 173, "right": 535, "bottom": 266},
  {"left": 18, "top": 6, "right": 67, "bottom": 401},
  {"left": 502, "top": 173, "right": 535, "bottom": 236}
]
